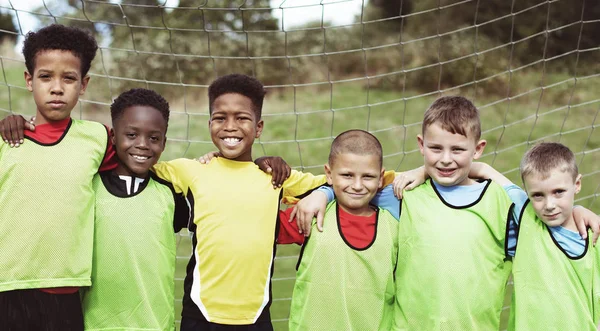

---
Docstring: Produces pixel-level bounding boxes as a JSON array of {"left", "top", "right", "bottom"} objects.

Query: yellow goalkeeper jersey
[{"left": 152, "top": 157, "right": 327, "bottom": 325}]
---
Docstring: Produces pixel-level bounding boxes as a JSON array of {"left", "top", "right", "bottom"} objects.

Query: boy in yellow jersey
[
  {"left": 0, "top": 24, "right": 117, "bottom": 330},
  {"left": 152, "top": 74, "right": 334, "bottom": 331},
  {"left": 296, "top": 96, "right": 600, "bottom": 330},
  {"left": 486, "top": 142, "right": 600, "bottom": 330},
  {"left": 283, "top": 129, "right": 398, "bottom": 331}
]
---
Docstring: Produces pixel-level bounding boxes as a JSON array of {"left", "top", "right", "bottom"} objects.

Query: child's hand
[
  {"left": 254, "top": 156, "right": 291, "bottom": 188},
  {"left": 0, "top": 115, "right": 35, "bottom": 147},
  {"left": 290, "top": 190, "right": 328, "bottom": 236},
  {"left": 196, "top": 151, "right": 221, "bottom": 164},
  {"left": 573, "top": 206, "right": 600, "bottom": 245},
  {"left": 393, "top": 166, "right": 426, "bottom": 199}
]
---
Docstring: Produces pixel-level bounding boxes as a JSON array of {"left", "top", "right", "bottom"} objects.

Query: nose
[
  {"left": 223, "top": 118, "right": 237, "bottom": 131},
  {"left": 50, "top": 79, "right": 64, "bottom": 95},
  {"left": 135, "top": 137, "right": 149, "bottom": 149},
  {"left": 351, "top": 177, "right": 363, "bottom": 191},
  {"left": 544, "top": 198, "right": 556, "bottom": 211},
  {"left": 440, "top": 150, "right": 452, "bottom": 165}
]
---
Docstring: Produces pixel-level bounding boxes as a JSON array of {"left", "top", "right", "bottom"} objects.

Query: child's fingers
[
  {"left": 0, "top": 119, "right": 7, "bottom": 143},
  {"left": 588, "top": 219, "right": 600, "bottom": 245},
  {"left": 289, "top": 206, "right": 298, "bottom": 223},
  {"left": 315, "top": 210, "right": 324, "bottom": 232},
  {"left": 24, "top": 121, "right": 35, "bottom": 132},
  {"left": 7, "top": 116, "right": 24, "bottom": 147},
  {"left": 301, "top": 214, "right": 312, "bottom": 237}
]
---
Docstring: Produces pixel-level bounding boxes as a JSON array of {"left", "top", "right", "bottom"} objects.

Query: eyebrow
[{"left": 37, "top": 69, "right": 79, "bottom": 76}]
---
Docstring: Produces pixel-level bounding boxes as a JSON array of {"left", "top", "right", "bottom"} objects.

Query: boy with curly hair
[{"left": 0, "top": 24, "right": 116, "bottom": 330}]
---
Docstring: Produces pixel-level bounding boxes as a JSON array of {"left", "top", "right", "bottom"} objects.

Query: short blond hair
[
  {"left": 422, "top": 96, "right": 481, "bottom": 141},
  {"left": 520, "top": 142, "right": 578, "bottom": 183}
]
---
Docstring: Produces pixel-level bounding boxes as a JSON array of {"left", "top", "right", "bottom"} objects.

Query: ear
[
  {"left": 79, "top": 75, "right": 91, "bottom": 95},
  {"left": 324, "top": 163, "right": 333, "bottom": 185},
  {"left": 24, "top": 71, "right": 33, "bottom": 92},
  {"left": 255, "top": 119, "right": 264, "bottom": 138},
  {"left": 417, "top": 134, "right": 425, "bottom": 156},
  {"left": 109, "top": 127, "right": 116, "bottom": 146},
  {"left": 574, "top": 173, "right": 582, "bottom": 194},
  {"left": 378, "top": 167, "right": 385, "bottom": 189},
  {"left": 473, "top": 139, "right": 487, "bottom": 160}
]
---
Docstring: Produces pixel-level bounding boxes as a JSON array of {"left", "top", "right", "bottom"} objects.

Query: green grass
[{"left": 1, "top": 61, "right": 598, "bottom": 330}]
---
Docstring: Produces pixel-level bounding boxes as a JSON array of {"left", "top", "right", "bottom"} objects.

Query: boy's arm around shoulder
[
  {"left": 281, "top": 170, "right": 327, "bottom": 205},
  {"left": 152, "top": 158, "right": 199, "bottom": 195},
  {"left": 469, "top": 162, "right": 514, "bottom": 186}
]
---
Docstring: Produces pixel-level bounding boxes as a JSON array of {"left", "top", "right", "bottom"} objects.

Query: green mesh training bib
[
  {"left": 0, "top": 119, "right": 107, "bottom": 291},
  {"left": 289, "top": 201, "right": 398, "bottom": 331},
  {"left": 82, "top": 174, "right": 177, "bottom": 331},
  {"left": 508, "top": 201, "right": 600, "bottom": 331},
  {"left": 394, "top": 179, "right": 513, "bottom": 330}
]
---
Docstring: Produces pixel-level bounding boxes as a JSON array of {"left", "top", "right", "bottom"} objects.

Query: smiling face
[
  {"left": 25, "top": 50, "right": 89, "bottom": 125},
  {"left": 325, "top": 152, "right": 384, "bottom": 216},
  {"left": 418, "top": 122, "right": 486, "bottom": 187},
  {"left": 524, "top": 169, "right": 581, "bottom": 230},
  {"left": 209, "top": 93, "right": 263, "bottom": 162},
  {"left": 111, "top": 105, "right": 167, "bottom": 178}
]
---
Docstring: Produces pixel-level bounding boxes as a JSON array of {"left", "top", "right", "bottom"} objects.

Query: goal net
[{"left": 0, "top": 0, "right": 598, "bottom": 329}]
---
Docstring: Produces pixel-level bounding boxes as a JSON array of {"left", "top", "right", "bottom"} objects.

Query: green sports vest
[
  {"left": 0, "top": 119, "right": 107, "bottom": 291},
  {"left": 82, "top": 174, "right": 177, "bottom": 331},
  {"left": 508, "top": 201, "right": 600, "bottom": 331},
  {"left": 289, "top": 201, "right": 398, "bottom": 331},
  {"left": 394, "top": 179, "right": 513, "bottom": 330}
]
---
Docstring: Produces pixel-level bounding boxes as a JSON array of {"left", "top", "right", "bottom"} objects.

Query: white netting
[{"left": 0, "top": 0, "right": 598, "bottom": 329}]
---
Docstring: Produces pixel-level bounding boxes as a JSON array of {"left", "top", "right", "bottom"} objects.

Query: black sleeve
[{"left": 172, "top": 190, "right": 193, "bottom": 233}]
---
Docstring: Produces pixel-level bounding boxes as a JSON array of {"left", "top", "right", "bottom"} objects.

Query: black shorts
[
  {"left": 180, "top": 316, "right": 274, "bottom": 331},
  {"left": 0, "top": 289, "right": 83, "bottom": 331}
]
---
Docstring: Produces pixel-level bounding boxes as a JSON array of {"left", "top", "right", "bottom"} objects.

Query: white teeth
[
  {"left": 132, "top": 155, "right": 150, "bottom": 160},
  {"left": 223, "top": 137, "right": 241, "bottom": 146}
]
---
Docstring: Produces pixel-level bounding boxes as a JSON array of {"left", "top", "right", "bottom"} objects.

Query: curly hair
[
  {"left": 22, "top": 24, "right": 98, "bottom": 77},
  {"left": 208, "top": 74, "right": 266, "bottom": 120},
  {"left": 110, "top": 88, "right": 170, "bottom": 126}
]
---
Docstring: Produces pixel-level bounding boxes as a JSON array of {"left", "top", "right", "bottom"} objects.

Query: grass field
[{"left": 0, "top": 60, "right": 597, "bottom": 330}]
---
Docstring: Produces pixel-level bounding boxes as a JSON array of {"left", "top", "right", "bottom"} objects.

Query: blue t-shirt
[{"left": 317, "top": 181, "right": 585, "bottom": 256}]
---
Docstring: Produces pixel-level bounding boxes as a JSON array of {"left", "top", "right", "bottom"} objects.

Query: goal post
[{"left": 0, "top": 0, "right": 598, "bottom": 329}]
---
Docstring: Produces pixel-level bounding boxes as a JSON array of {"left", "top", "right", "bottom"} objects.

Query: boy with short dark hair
[
  {"left": 508, "top": 142, "right": 600, "bottom": 330},
  {"left": 0, "top": 24, "right": 116, "bottom": 330},
  {"left": 82, "top": 88, "right": 190, "bottom": 331},
  {"left": 286, "top": 129, "right": 398, "bottom": 331},
  {"left": 152, "top": 74, "right": 332, "bottom": 330}
]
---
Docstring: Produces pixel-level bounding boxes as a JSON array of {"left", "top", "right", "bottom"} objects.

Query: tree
[{"left": 0, "top": 10, "right": 17, "bottom": 43}]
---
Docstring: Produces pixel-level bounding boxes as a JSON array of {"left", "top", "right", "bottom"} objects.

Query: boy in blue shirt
[{"left": 476, "top": 142, "right": 600, "bottom": 330}]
